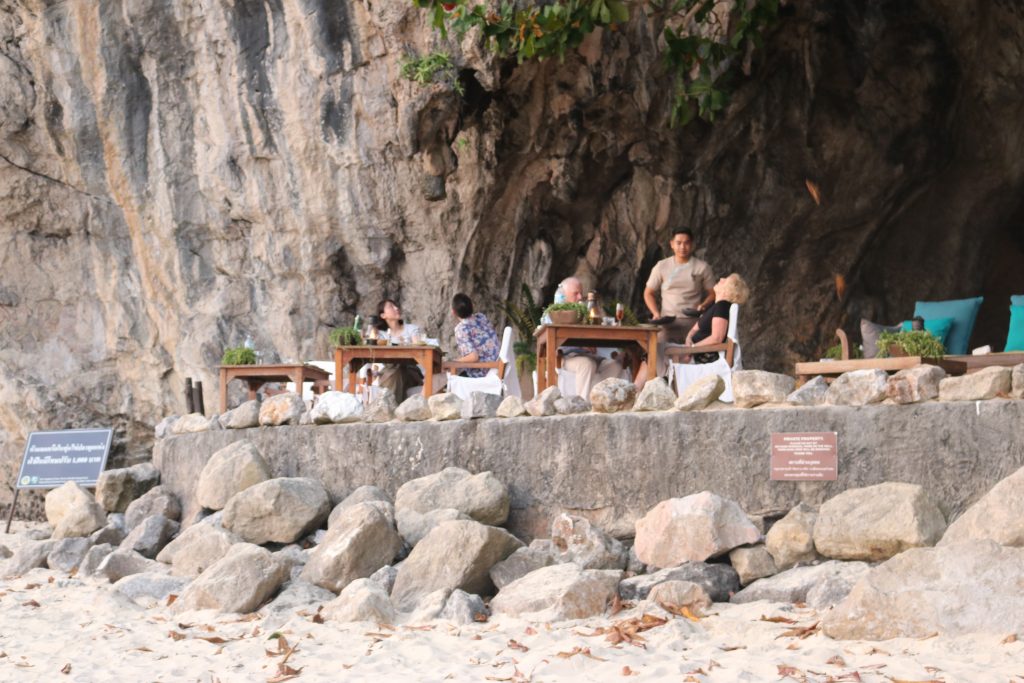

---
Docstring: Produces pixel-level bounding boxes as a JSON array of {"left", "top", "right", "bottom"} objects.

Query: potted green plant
[
  {"left": 221, "top": 347, "right": 257, "bottom": 365},
  {"left": 544, "top": 301, "right": 588, "bottom": 325},
  {"left": 824, "top": 343, "right": 863, "bottom": 360},
  {"left": 496, "top": 284, "right": 545, "bottom": 400},
  {"left": 330, "top": 327, "right": 363, "bottom": 347},
  {"left": 875, "top": 330, "right": 945, "bottom": 358}
]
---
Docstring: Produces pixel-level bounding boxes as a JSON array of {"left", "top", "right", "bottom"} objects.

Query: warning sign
[
  {"left": 15, "top": 429, "right": 112, "bottom": 489},
  {"left": 770, "top": 432, "right": 838, "bottom": 481}
]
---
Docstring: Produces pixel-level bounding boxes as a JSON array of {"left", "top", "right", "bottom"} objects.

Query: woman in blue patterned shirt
[{"left": 452, "top": 293, "right": 500, "bottom": 378}]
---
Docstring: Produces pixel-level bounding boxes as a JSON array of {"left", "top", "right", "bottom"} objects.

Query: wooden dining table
[
  {"left": 534, "top": 323, "right": 659, "bottom": 393},
  {"left": 334, "top": 344, "right": 444, "bottom": 397},
  {"left": 218, "top": 363, "right": 331, "bottom": 413}
]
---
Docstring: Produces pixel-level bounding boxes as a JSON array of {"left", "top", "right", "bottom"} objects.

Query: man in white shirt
[{"left": 559, "top": 277, "right": 624, "bottom": 399}]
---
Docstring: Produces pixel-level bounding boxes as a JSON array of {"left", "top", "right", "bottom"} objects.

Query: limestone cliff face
[{"left": 1, "top": 0, "right": 1023, "bottom": 507}]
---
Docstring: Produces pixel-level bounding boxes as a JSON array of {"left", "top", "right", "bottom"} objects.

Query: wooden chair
[
  {"left": 665, "top": 303, "right": 741, "bottom": 402},
  {"left": 442, "top": 326, "right": 520, "bottom": 399}
]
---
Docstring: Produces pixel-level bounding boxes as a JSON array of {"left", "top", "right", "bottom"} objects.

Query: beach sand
[{"left": 1, "top": 525, "right": 1021, "bottom": 683}]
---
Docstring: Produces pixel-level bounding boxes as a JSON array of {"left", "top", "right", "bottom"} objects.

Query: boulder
[
  {"left": 223, "top": 477, "right": 331, "bottom": 545},
  {"left": 328, "top": 486, "right": 393, "bottom": 524},
  {"left": 95, "top": 463, "right": 161, "bottom": 513},
  {"left": 939, "top": 366, "right": 1013, "bottom": 401},
  {"left": 647, "top": 580, "right": 712, "bottom": 611},
  {"left": 195, "top": 440, "right": 273, "bottom": 511},
  {"left": 618, "top": 562, "right": 740, "bottom": 603},
  {"left": 785, "top": 375, "right": 829, "bottom": 406},
  {"left": 1012, "top": 363, "right": 1024, "bottom": 399},
  {"left": 589, "top": 378, "right": 635, "bottom": 413},
  {"left": 321, "top": 578, "right": 396, "bottom": 623},
  {"left": 440, "top": 589, "right": 489, "bottom": 624},
  {"left": 301, "top": 502, "right": 402, "bottom": 593},
  {"left": 78, "top": 543, "right": 114, "bottom": 577},
  {"left": 525, "top": 386, "right": 560, "bottom": 417},
  {"left": 405, "top": 588, "right": 450, "bottom": 623},
  {"left": 391, "top": 520, "right": 523, "bottom": 611},
  {"left": 823, "top": 540, "right": 1024, "bottom": 639},
  {"left": 633, "top": 378, "right": 676, "bottom": 411},
  {"left": 156, "top": 523, "right": 242, "bottom": 576},
  {"left": 310, "top": 391, "right": 364, "bottom": 424},
  {"left": 489, "top": 546, "right": 556, "bottom": 590},
  {"left": 732, "top": 560, "right": 870, "bottom": 608},
  {"left": 550, "top": 514, "right": 627, "bottom": 570},
  {"left": 1, "top": 540, "right": 56, "bottom": 578},
  {"left": 813, "top": 482, "right": 946, "bottom": 561},
  {"left": 90, "top": 523, "right": 126, "bottom": 547},
  {"left": 940, "top": 464, "right": 1024, "bottom": 547},
  {"left": 95, "top": 549, "right": 170, "bottom": 583},
  {"left": 626, "top": 546, "right": 646, "bottom": 575},
  {"left": 886, "top": 365, "right": 945, "bottom": 404},
  {"left": 369, "top": 565, "right": 399, "bottom": 594},
  {"left": 177, "top": 544, "right": 290, "bottom": 614},
  {"left": 675, "top": 375, "right": 725, "bottom": 411},
  {"left": 764, "top": 503, "right": 820, "bottom": 570},
  {"left": 45, "top": 482, "right": 107, "bottom": 539},
  {"left": 259, "top": 392, "right": 306, "bottom": 426},
  {"left": 554, "top": 395, "right": 591, "bottom": 414},
  {"left": 395, "top": 467, "right": 510, "bottom": 526},
  {"left": 275, "top": 545, "right": 309, "bottom": 581},
  {"left": 261, "top": 580, "right": 337, "bottom": 628},
  {"left": 45, "top": 537, "right": 92, "bottom": 572},
  {"left": 119, "top": 515, "right": 180, "bottom": 559},
  {"left": 462, "top": 392, "right": 503, "bottom": 419},
  {"left": 155, "top": 415, "right": 178, "bottom": 439},
  {"left": 496, "top": 395, "right": 527, "bottom": 418},
  {"left": 825, "top": 369, "right": 888, "bottom": 406},
  {"left": 428, "top": 393, "right": 463, "bottom": 421},
  {"left": 731, "top": 370, "right": 795, "bottom": 408},
  {"left": 124, "top": 486, "right": 181, "bottom": 532},
  {"left": 727, "top": 545, "right": 778, "bottom": 586},
  {"left": 364, "top": 388, "right": 398, "bottom": 422},
  {"left": 634, "top": 492, "right": 761, "bottom": 568},
  {"left": 170, "top": 413, "right": 210, "bottom": 434},
  {"left": 397, "top": 507, "right": 470, "bottom": 547},
  {"left": 490, "top": 563, "right": 622, "bottom": 621},
  {"left": 114, "top": 573, "right": 191, "bottom": 607},
  {"left": 219, "top": 399, "right": 261, "bottom": 429},
  {"left": 395, "top": 395, "right": 432, "bottom": 422}
]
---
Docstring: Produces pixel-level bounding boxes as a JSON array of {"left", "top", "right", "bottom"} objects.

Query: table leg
[
  {"left": 536, "top": 336, "right": 548, "bottom": 392},
  {"left": 219, "top": 368, "right": 228, "bottom": 413},
  {"left": 349, "top": 359, "right": 363, "bottom": 394},
  {"left": 422, "top": 350, "right": 434, "bottom": 398},
  {"left": 647, "top": 329, "right": 658, "bottom": 382},
  {"left": 294, "top": 369, "right": 304, "bottom": 399},
  {"left": 334, "top": 348, "right": 343, "bottom": 391},
  {"left": 246, "top": 380, "right": 261, "bottom": 402},
  {"left": 545, "top": 329, "right": 558, "bottom": 393}
]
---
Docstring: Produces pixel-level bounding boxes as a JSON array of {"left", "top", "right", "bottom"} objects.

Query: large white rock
[
  {"left": 114, "top": 573, "right": 191, "bottom": 608},
  {"left": 156, "top": 523, "right": 243, "bottom": 576},
  {"left": 489, "top": 546, "right": 555, "bottom": 590},
  {"left": 301, "top": 502, "right": 402, "bottom": 593},
  {"left": 170, "top": 413, "right": 210, "bottom": 434},
  {"left": 321, "top": 578, "right": 396, "bottom": 623},
  {"left": 45, "top": 482, "right": 107, "bottom": 539},
  {"left": 47, "top": 537, "right": 94, "bottom": 572},
  {"left": 554, "top": 395, "right": 590, "bottom": 414},
  {"left": 813, "top": 482, "right": 946, "bottom": 561},
  {"left": 396, "top": 507, "right": 470, "bottom": 547},
  {"left": 589, "top": 378, "right": 635, "bottom": 413},
  {"left": 395, "top": 395, "right": 432, "bottom": 421},
  {"left": 261, "top": 581, "right": 337, "bottom": 629},
  {"left": 634, "top": 492, "right": 761, "bottom": 568},
  {"left": 823, "top": 540, "right": 1024, "bottom": 639},
  {"left": 731, "top": 560, "right": 870, "bottom": 609},
  {"left": 258, "top": 392, "right": 306, "bottom": 426},
  {"left": 219, "top": 400, "right": 261, "bottom": 429},
  {"left": 825, "top": 369, "right": 888, "bottom": 406},
  {"left": 1, "top": 540, "right": 57, "bottom": 578},
  {"left": 675, "top": 374, "right": 725, "bottom": 411},
  {"left": 731, "top": 370, "right": 795, "bottom": 408},
  {"left": 94, "top": 549, "right": 170, "bottom": 583},
  {"left": 364, "top": 388, "right": 398, "bottom": 422},
  {"left": 196, "top": 440, "right": 272, "bottom": 511},
  {"left": 727, "top": 545, "right": 778, "bottom": 586},
  {"left": 390, "top": 520, "right": 523, "bottom": 611},
  {"left": 940, "top": 464, "right": 1024, "bottom": 547},
  {"left": 124, "top": 486, "right": 181, "bottom": 531},
  {"left": 394, "top": 467, "right": 510, "bottom": 526},
  {"left": 428, "top": 393, "right": 463, "bottom": 421},
  {"left": 327, "top": 485, "right": 392, "bottom": 526},
  {"left": 633, "top": 378, "right": 676, "bottom": 411},
  {"left": 310, "top": 391, "right": 364, "bottom": 424},
  {"left": 939, "top": 366, "right": 1012, "bottom": 401},
  {"left": 222, "top": 477, "right": 331, "bottom": 544},
  {"left": 886, "top": 365, "right": 945, "bottom": 404},
  {"left": 463, "top": 392, "right": 503, "bottom": 419},
  {"left": 647, "top": 580, "right": 712, "bottom": 611},
  {"left": 496, "top": 395, "right": 527, "bottom": 418},
  {"left": 525, "top": 386, "right": 561, "bottom": 416},
  {"left": 490, "top": 563, "right": 622, "bottom": 621},
  {"left": 95, "top": 463, "right": 160, "bottom": 513},
  {"left": 765, "top": 503, "right": 820, "bottom": 570},
  {"left": 550, "top": 514, "right": 627, "bottom": 570},
  {"left": 177, "top": 543, "right": 289, "bottom": 614},
  {"left": 119, "top": 514, "right": 179, "bottom": 559},
  {"left": 785, "top": 375, "right": 829, "bottom": 406}
]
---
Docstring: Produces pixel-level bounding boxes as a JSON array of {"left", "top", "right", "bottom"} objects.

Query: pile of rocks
[{"left": 5, "top": 451, "right": 1024, "bottom": 641}]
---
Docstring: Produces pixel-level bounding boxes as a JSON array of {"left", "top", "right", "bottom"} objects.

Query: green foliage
[
  {"left": 545, "top": 301, "right": 588, "bottom": 314},
  {"left": 497, "top": 283, "right": 545, "bottom": 342},
  {"left": 221, "top": 347, "right": 257, "bottom": 365},
  {"left": 329, "top": 327, "right": 363, "bottom": 347},
  {"left": 824, "top": 343, "right": 863, "bottom": 360},
  {"left": 876, "top": 330, "right": 946, "bottom": 359},
  {"left": 410, "top": 0, "right": 778, "bottom": 126},
  {"left": 400, "top": 51, "right": 465, "bottom": 95}
]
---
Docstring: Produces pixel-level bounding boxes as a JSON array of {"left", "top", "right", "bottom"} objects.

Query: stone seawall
[{"left": 153, "top": 400, "right": 1024, "bottom": 541}]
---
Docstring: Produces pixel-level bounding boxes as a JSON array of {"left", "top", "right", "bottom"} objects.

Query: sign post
[
  {"left": 6, "top": 429, "right": 113, "bottom": 533},
  {"left": 770, "top": 432, "right": 838, "bottom": 481}
]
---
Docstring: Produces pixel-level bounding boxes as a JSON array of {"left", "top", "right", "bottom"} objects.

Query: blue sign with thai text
[{"left": 16, "top": 429, "right": 112, "bottom": 489}]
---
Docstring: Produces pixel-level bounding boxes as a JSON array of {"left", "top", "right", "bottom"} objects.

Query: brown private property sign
[{"left": 770, "top": 432, "right": 838, "bottom": 481}]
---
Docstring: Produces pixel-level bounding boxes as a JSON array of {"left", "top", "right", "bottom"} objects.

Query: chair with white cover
[
  {"left": 444, "top": 326, "right": 520, "bottom": 401},
  {"left": 668, "top": 303, "right": 742, "bottom": 403}
]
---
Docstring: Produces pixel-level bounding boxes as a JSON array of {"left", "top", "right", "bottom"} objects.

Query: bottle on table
[
  {"left": 586, "top": 292, "right": 600, "bottom": 325},
  {"left": 554, "top": 283, "right": 567, "bottom": 304}
]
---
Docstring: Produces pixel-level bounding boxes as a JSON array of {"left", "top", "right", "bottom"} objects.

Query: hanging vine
[{"left": 409, "top": 0, "right": 780, "bottom": 126}]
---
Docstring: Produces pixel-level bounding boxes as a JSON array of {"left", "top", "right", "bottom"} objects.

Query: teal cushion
[
  {"left": 1007, "top": 305, "right": 1024, "bottom": 352},
  {"left": 913, "top": 297, "right": 983, "bottom": 355},
  {"left": 901, "top": 317, "right": 954, "bottom": 347},
  {"left": 1012, "top": 294, "right": 1024, "bottom": 307}
]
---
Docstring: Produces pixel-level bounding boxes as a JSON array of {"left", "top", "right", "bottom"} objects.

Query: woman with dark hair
[
  {"left": 452, "top": 293, "right": 499, "bottom": 377},
  {"left": 373, "top": 298, "right": 424, "bottom": 398}
]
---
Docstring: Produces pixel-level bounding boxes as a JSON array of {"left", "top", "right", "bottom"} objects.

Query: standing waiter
[{"left": 643, "top": 228, "right": 717, "bottom": 344}]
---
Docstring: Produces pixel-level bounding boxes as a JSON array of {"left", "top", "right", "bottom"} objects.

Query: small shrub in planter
[
  {"left": 330, "top": 327, "right": 363, "bottom": 347},
  {"left": 222, "top": 347, "right": 257, "bottom": 365},
  {"left": 875, "top": 330, "right": 945, "bottom": 358},
  {"left": 543, "top": 302, "right": 587, "bottom": 324}
]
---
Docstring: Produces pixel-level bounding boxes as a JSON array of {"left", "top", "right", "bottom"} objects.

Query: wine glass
[{"left": 615, "top": 303, "right": 625, "bottom": 326}]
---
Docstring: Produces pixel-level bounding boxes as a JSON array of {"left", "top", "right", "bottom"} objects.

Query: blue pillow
[
  {"left": 901, "top": 317, "right": 954, "bottom": 348},
  {"left": 913, "top": 297, "right": 983, "bottom": 355},
  {"left": 1007, "top": 305, "right": 1024, "bottom": 352},
  {"left": 1012, "top": 294, "right": 1024, "bottom": 307}
]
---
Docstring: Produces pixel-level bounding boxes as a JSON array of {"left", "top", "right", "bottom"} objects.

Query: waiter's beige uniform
[{"left": 646, "top": 256, "right": 715, "bottom": 344}]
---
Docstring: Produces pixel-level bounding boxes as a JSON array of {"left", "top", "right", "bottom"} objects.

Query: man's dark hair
[
  {"left": 672, "top": 228, "right": 694, "bottom": 240},
  {"left": 452, "top": 293, "right": 474, "bottom": 319}
]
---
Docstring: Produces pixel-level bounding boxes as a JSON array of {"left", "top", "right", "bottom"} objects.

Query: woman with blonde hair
[{"left": 682, "top": 273, "right": 750, "bottom": 363}]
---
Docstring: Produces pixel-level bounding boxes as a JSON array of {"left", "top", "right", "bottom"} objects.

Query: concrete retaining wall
[{"left": 153, "top": 400, "right": 1024, "bottom": 541}]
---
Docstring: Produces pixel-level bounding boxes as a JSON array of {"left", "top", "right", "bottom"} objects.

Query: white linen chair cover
[
  {"left": 446, "top": 326, "right": 520, "bottom": 401},
  {"left": 671, "top": 303, "right": 742, "bottom": 403}
]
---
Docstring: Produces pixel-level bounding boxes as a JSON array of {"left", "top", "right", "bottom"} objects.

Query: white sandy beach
[{"left": 1, "top": 525, "right": 1021, "bottom": 683}]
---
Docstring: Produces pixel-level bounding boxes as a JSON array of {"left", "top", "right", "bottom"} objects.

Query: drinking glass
[{"left": 615, "top": 303, "right": 625, "bottom": 326}]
